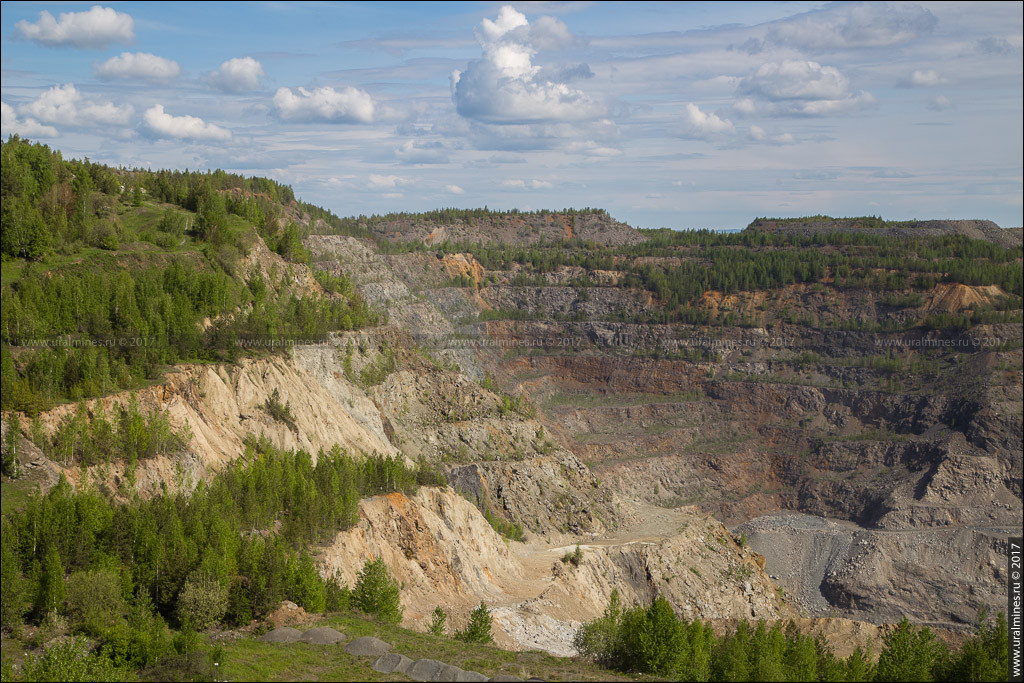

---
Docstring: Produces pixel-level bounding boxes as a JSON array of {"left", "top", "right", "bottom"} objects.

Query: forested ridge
[
  {"left": 1, "top": 136, "right": 378, "bottom": 413},
  {"left": 385, "top": 225, "right": 1022, "bottom": 329}
]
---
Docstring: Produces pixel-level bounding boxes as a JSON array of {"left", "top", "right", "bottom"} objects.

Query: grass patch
[
  {"left": 0, "top": 477, "right": 40, "bottom": 514},
  {"left": 217, "top": 639, "right": 400, "bottom": 682},
  {"left": 215, "top": 612, "right": 635, "bottom": 682}
]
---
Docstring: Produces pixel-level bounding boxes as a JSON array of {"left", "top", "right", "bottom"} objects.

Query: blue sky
[{"left": 2, "top": 1, "right": 1021, "bottom": 229}]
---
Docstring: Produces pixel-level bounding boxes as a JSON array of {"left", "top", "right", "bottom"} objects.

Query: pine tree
[
  {"left": 457, "top": 602, "right": 493, "bottom": 644},
  {"left": 875, "top": 617, "right": 942, "bottom": 682},
  {"left": 1, "top": 522, "right": 29, "bottom": 629},
  {"left": 428, "top": 606, "right": 448, "bottom": 637},
  {"left": 352, "top": 557, "right": 402, "bottom": 624}
]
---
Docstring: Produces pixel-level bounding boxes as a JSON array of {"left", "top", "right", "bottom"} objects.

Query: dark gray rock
[
  {"left": 372, "top": 652, "right": 415, "bottom": 674},
  {"left": 407, "top": 659, "right": 446, "bottom": 681},
  {"left": 258, "top": 627, "right": 302, "bottom": 643},
  {"left": 343, "top": 636, "right": 392, "bottom": 656},
  {"left": 300, "top": 626, "right": 344, "bottom": 644}
]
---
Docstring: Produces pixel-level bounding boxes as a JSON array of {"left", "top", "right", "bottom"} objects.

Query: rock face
[
  {"left": 738, "top": 512, "right": 1012, "bottom": 626},
  {"left": 358, "top": 210, "right": 645, "bottom": 247},
  {"left": 296, "top": 221, "right": 1022, "bottom": 630},
  {"left": 318, "top": 488, "right": 787, "bottom": 655},
  {"left": 27, "top": 351, "right": 398, "bottom": 497},
  {"left": 480, "top": 286, "right": 652, "bottom": 320}
]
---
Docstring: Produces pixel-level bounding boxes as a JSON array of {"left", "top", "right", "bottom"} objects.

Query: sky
[{"left": 1, "top": 1, "right": 1021, "bottom": 230}]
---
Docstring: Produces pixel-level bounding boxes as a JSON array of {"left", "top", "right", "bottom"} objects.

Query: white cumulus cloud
[
  {"left": 273, "top": 86, "right": 376, "bottom": 123},
  {"left": 143, "top": 105, "right": 231, "bottom": 141},
  {"left": 16, "top": 5, "right": 134, "bottom": 49},
  {"left": 367, "top": 174, "right": 407, "bottom": 189},
  {"left": 208, "top": 57, "right": 265, "bottom": 93},
  {"left": 19, "top": 83, "right": 133, "bottom": 127},
  {"left": 680, "top": 103, "right": 735, "bottom": 139},
  {"left": 451, "top": 5, "right": 604, "bottom": 124},
  {"left": 1, "top": 102, "right": 59, "bottom": 138},
  {"left": 95, "top": 52, "right": 180, "bottom": 81},
  {"left": 501, "top": 178, "right": 552, "bottom": 190},
  {"left": 900, "top": 69, "right": 946, "bottom": 88},
  {"left": 445, "top": 184, "right": 465, "bottom": 195},
  {"left": 737, "top": 60, "right": 875, "bottom": 116}
]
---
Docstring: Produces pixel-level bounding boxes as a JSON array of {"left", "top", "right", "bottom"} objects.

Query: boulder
[
  {"left": 258, "top": 627, "right": 302, "bottom": 643},
  {"left": 372, "top": 652, "right": 415, "bottom": 674},
  {"left": 343, "top": 636, "right": 392, "bottom": 656},
  {"left": 300, "top": 626, "right": 344, "bottom": 644}
]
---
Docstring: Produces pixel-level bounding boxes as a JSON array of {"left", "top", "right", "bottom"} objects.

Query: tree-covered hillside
[{"left": 1, "top": 136, "right": 378, "bottom": 412}]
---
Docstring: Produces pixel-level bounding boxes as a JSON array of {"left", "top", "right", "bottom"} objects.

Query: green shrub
[
  {"left": 324, "top": 572, "right": 351, "bottom": 612},
  {"left": 415, "top": 461, "right": 448, "bottom": 487},
  {"left": 359, "top": 345, "right": 397, "bottom": 386},
  {"left": 0, "top": 524, "right": 29, "bottom": 629},
  {"left": 262, "top": 388, "right": 297, "bottom": 432},
  {"left": 20, "top": 636, "right": 129, "bottom": 682},
  {"left": 573, "top": 589, "right": 622, "bottom": 665},
  {"left": 138, "top": 650, "right": 216, "bottom": 683},
  {"left": 352, "top": 557, "right": 402, "bottom": 624},
  {"left": 562, "top": 544, "right": 583, "bottom": 567},
  {"left": 456, "top": 602, "right": 493, "bottom": 644},
  {"left": 3, "top": 412, "right": 21, "bottom": 478},
  {"left": 616, "top": 597, "right": 686, "bottom": 675},
  {"left": 98, "top": 623, "right": 166, "bottom": 669},
  {"left": 287, "top": 552, "right": 326, "bottom": 613},
  {"left": 33, "top": 545, "right": 65, "bottom": 620},
  {"left": 65, "top": 568, "right": 126, "bottom": 635},
  {"left": 176, "top": 572, "right": 228, "bottom": 631},
  {"left": 483, "top": 506, "right": 524, "bottom": 541},
  {"left": 874, "top": 618, "right": 945, "bottom": 682}
]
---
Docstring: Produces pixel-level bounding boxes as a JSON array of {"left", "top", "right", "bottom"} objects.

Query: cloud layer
[
  {"left": 767, "top": 3, "right": 937, "bottom": 50},
  {"left": 736, "top": 60, "right": 876, "bottom": 116}
]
